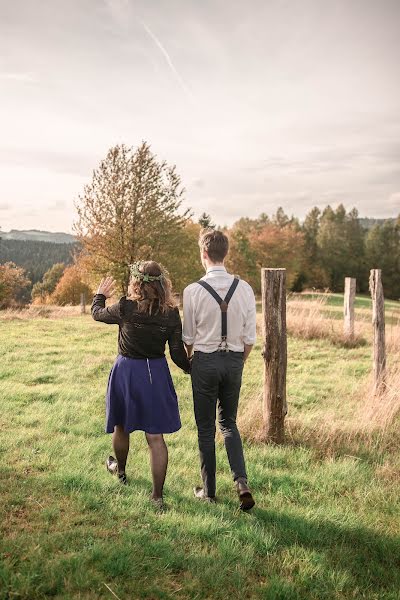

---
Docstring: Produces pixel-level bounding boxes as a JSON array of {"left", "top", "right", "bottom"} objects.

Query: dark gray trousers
[{"left": 191, "top": 350, "right": 248, "bottom": 497}]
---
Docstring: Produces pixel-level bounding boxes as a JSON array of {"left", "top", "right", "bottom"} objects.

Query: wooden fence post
[
  {"left": 369, "top": 269, "right": 386, "bottom": 394},
  {"left": 343, "top": 277, "right": 356, "bottom": 339},
  {"left": 80, "top": 293, "right": 86, "bottom": 315},
  {"left": 261, "top": 268, "right": 287, "bottom": 443}
]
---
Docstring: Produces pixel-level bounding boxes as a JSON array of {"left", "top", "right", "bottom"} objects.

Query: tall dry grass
[
  {"left": 239, "top": 357, "right": 400, "bottom": 458},
  {"left": 241, "top": 305, "right": 400, "bottom": 457},
  {"left": 285, "top": 296, "right": 367, "bottom": 347},
  {"left": 387, "top": 322, "right": 400, "bottom": 353},
  {"left": 0, "top": 305, "right": 82, "bottom": 320}
]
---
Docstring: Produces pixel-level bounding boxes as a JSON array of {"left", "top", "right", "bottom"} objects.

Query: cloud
[
  {"left": 0, "top": 147, "right": 94, "bottom": 177},
  {"left": 387, "top": 192, "right": 400, "bottom": 211},
  {"left": 191, "top": 178, "right": 205, "bottom": 189},
  {"left": 139, "top": 20, "right": 195, "bottom": 105},
  {"left": 48, "top": 200, "right": 67, "bottom": 211},
  {"left": 0, "top": 72, "right": 37, "bottom": 83},
  {"left": 103, "top": 0, "right": 130, "bottom": 30},
  {"left": 104, "top": 1, "right": 195, "bottom": 104}
]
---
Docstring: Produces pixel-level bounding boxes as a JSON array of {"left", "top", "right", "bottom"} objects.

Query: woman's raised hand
[{"left": 97, "top": 277, "right": 116, "bottom": 299}]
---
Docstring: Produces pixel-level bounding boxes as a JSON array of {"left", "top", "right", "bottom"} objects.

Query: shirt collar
[{"left": 206, "top": 265, "right": 227, "bottom": 274}]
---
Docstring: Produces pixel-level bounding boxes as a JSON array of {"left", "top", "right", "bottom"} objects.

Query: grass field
[{"left": 1, "top": 296, "right": 399, "bottom": 600}]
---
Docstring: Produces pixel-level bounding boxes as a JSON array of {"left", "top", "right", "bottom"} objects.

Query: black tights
[{"left": 112, "top": 426, "right": 168, "bottom": 499}]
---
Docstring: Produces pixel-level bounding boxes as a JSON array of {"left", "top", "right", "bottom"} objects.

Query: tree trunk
[
  {"left": 261, "top": 268, "right": 287, "bottom": 443},
  {"left": 369, "top": 269, "right": 386, "bottom": 394},
  {"left": 343, "top": 277, "right": 356, "bottom": 339}
]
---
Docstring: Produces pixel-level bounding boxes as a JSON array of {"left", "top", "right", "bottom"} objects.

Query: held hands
[{"left": 97, "top": 277, "right": 116, "bottom": 299}]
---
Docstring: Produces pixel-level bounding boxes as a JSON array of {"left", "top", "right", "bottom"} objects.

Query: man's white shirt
[{"left": 182, "top": 266, "right": 257, "bottom": 353}]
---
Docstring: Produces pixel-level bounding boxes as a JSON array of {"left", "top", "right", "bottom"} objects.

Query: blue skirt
[{"left": 105, "top": 355, "right": 181, "bottom": 434}]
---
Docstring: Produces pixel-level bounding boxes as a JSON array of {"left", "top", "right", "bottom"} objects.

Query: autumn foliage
[
  {"left": 51, "top": 265, "right": 92, "bottom": 306},
  {"left": 0, "top": 262, "right": 31, "bottom": 308}
]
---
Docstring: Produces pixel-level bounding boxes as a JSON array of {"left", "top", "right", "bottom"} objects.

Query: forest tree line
[
  {"left": 1, "top": 142, "right": 399, "bottom": 307},
  {"left": 0, "top": 238, "right": 75, "bottom": 285},
  {"left": 225, "top": 205, "right": 400, "bottom": 298}
]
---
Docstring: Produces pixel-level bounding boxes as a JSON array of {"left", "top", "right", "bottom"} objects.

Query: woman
[{"left": 91, "top": 261, "right": 190, "bottom": 509}]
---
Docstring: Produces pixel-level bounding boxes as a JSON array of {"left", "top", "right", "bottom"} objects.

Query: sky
[{"left": 1, "top": 0, "right": 399, "bottom": 233}]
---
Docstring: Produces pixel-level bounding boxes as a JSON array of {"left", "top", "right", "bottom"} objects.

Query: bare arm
[
  {"left": 243, "top": 343, "right": 253, "bottom": 362},
  {"left": 182, "top": 287, "right": 196, "bottom": 356},
  {"left": 243, "top": 286, "right": 257, "bottom": 361}
]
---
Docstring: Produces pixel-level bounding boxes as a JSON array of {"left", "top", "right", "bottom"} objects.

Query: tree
[
  {"left": 74, "top": 142, "right": 190, "bottom": 293},
  {"left": 366, "top": 216, "right": 400, "bottom": 299},
  {"left": 32, "top": 263, "right": 65, "bottom": 303},
  {"left": 51, "top": 265, "right": 93, "bottom": 305},
  {"left": 226, "top": 225, "right": 259, "bottom": 291},
  {"left": 0, "top": 262, "right": 31, "bottom": 308},
  {"left": 249, "top": 223, "right": 306, "bottom": 293},
  {"left": 345, "top": 208, "right": 367, "bottom": 292},
  {"left": 317, "top": 205, "right": 350, "bottom": 291},
  {"left": 272, "top": 207, "right": 290, "bottom": 228},
  {"left": 169, "top": 220, "right": 204, "bottom": 293},
  {"left": 198, "top": 213, "right": 215, "bottom": 229},
  {"left": 301, "top": 206, "right": 329, "bottom": 289},
  {"left": 317, "top": 205, "right": 366, "bottom": 292}
]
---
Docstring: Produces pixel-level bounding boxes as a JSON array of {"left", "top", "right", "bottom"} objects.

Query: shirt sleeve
[
  {"left": 243, "top": 287, "right": 257, "bottom": 345},
  {"left": 168, "top": 309, "right": 191, "bottom": 373},
  {"left": 182, "top": 286, "right": 196, "bottom": 345},
  {"left": 91, "top": 294, "right": 122, "bottom": 325}
]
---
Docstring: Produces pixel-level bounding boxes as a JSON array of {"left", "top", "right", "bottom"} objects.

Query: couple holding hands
[{"left": 92, "top": 229, "right": 257, "bottom": 511}]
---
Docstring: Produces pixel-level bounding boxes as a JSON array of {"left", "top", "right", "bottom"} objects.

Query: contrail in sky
[{"left": 139, "top": 20, "right": 195, "bottom": 105}]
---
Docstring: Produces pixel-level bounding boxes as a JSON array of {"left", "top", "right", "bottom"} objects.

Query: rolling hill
[{"left": 0, "top": 229, "right": 76, "bottom": 244}]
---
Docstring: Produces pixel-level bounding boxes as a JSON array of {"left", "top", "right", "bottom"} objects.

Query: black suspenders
[{"left": 197, "top": 277, "right": 240, "bottom": 351}]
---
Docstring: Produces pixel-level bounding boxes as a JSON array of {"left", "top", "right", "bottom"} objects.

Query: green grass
[{"left": 1, "top": 315, "right": 399, "bottom": 600}]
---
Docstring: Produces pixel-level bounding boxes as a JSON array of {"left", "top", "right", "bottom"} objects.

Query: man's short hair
[{"left": 199, "top": 229, "right": 229, "bottom": 263}]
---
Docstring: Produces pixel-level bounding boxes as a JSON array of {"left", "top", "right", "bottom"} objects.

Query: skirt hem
[{"left": 105, "top": 425, "right": 181, "bottom": 434}]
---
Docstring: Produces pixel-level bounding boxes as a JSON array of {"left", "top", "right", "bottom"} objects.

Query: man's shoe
[
  {"left": 193, "top": 486, "right": 216, "bottom": 503},
  {"left": 236, "top": 481, "right": 255, "bottom": 511}
]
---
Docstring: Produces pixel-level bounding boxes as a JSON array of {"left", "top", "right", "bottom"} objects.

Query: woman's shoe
[
  {"left": 117, "top": 472, "right": 127, "bottom": 485},
  {"left": 106, "top": 456, "right": 127, "bottom": 484},
  {"left": 106, "top": 455, "right": 118, "bottom": 474},
  {"left": 151, "top": 497, "right": 165, "bottom": 512}
]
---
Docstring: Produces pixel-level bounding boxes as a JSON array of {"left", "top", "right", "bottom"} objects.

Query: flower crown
[{"left": 129, "top": 261, "right": 165, "bottom": 283}]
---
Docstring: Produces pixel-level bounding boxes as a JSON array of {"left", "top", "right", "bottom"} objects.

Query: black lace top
[{"left": 91, "top": 294, "right": 191, "bottom": 374}]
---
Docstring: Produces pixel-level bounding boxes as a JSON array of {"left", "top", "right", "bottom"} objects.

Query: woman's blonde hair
[{"left": 127, "top": 261, "right": 176, "bottom": 314}]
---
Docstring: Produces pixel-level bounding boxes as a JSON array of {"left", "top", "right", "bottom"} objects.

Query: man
[{"left": 183, "top": 229, "right": 257, "bottom": 510}]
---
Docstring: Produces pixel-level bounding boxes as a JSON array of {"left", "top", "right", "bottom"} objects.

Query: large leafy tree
[
  {"left": 31, "top": 263, "right": 65, "bottom": 303},
  {"left": 170, "top": 220, "right": 204, "bottom": 293},
  {"left": 249, "top": 223, "right": 306, "bottom": 292},
  {"left": 226, "top": 224, "right": 259, "bottom": 291},
  {"left": 51, "top": 265, "right": 93, "bottom": 306},
  {"left": 74, "top": 142, "right": 190, "bottom": 292},
  {"left": 0, "top": 262, "right": 31, "bottom": 308}
]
